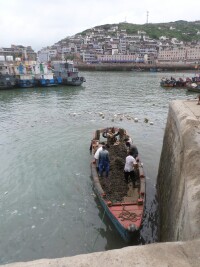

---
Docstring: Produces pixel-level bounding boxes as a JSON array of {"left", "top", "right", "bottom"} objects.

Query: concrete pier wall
[
  {"left": 2, "top": 100, "right": 200, "bottom": 266},
  {"left": 2, "top": 239, "right": 200, "bottom": 267},
  {"left": 76, "top": 63, "right": 196, "bottom": 71},
  {"left": 157, "top": 100, "right": 200, "bottom": 241}
]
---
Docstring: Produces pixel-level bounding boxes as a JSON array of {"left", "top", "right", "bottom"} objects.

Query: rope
[{"left": 118, "top": 205, "right": 140, "bottom": 222}]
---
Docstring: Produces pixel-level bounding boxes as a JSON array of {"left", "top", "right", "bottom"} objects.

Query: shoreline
[{"left": 75, "top": 63, "right": 199, "bottom": 72}]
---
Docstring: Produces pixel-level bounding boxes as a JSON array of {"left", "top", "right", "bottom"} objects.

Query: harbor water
[{"left": 0, "top": 71, "right": 197, "bottom": 264}]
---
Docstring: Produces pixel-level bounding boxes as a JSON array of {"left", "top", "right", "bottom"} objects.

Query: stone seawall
[
  {"left": 157, "top": 100, "right": 200, "bottom": 241},
  {"left": 76, "top": 63, "right": 196, "bottom": 71}
]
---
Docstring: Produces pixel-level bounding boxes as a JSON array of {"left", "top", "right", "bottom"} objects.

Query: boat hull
[
  {"left": 90, "top": 127, "right": 146, "bottom": 243},
  {"left": 187, "top": 87, "right": 200, "bottom": 93},
  {"left": 55, "top": 76, "right": 86, "bottom": 86},
  {"left": 16, "top": 79, "right": 35, "bottom": 88},
  {"left": 91, "top": 162, "right": 141, "bottom": 243},
  {"left": 35, "top": 78, "right": 58, "bottom": 87},
  {"left": 0, "top": 75, "right": 16, "bottom": 89}
]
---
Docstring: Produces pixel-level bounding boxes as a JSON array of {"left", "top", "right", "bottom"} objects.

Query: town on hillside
[{"left": 1, "top": 22, "right": 200, "bottom": 66}]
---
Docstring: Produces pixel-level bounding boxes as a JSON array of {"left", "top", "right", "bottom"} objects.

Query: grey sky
[{"left": 0, "top": 0, "right": 199, "bottom": 51}]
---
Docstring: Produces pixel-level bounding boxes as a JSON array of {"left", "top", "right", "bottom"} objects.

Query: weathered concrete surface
[
  {"left": 157, "top": 99, "right": 200, "bottom": 241},
  {"left": 2, "top": 239, "right": 200, "bottom": 267}
]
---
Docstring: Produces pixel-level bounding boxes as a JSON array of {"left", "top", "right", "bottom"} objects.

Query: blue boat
[{"left": 34, "top": 63, "right": 58, "bottom": 87}]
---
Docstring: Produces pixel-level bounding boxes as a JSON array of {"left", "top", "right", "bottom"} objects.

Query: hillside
[{"left": 78, "top": 20, "right": 200, "bottom": 42}]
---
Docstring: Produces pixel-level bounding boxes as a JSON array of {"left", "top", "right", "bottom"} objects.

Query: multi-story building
[
  {"left": 158, "top": 45, "right": 200, "bottom": 64},
  {"left": 82, "top": 50, "right": 97, "bottom": 63},
  {"left": 97, "top": 54, "right": 143, "bottom": 63},
  {"left": 0, "top": 45, "right": 37, "bottom": 61}
]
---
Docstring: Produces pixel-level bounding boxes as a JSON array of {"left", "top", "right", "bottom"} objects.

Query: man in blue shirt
[{"left": 98, "top": 145, "right": 110, "bottom": 178}]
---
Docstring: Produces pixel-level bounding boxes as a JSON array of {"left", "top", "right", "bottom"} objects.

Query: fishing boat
[
  {"left": 0, "top": 63, "right": 17, "bottom": 89},
  {"left": 14, "top": 63, "right": 35, "bottom": 88},
  {"left": 90, "top": 127, "right": 146, "bottom": 243},
  {"left": 187, "top": 83, "right": 200, "bottom": 93},
  {"left": 0, "top": 73, "right": 16, "bottom": 89},
  {"left": 160, "top": 78, "right": 175, "bottom": 87},
  {"left": 34, "top": 63, "right": 58, "bottom": 87},
  {"left": 52, "top": 61, "right": 86, "bottom": 86},
  {"left": 160, "top": 77, "right": 191, "bottom": 88}
]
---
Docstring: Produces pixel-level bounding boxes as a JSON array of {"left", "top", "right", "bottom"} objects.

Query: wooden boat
[
  {"left": 160, "top": 80, "right": 175, "bottom": 87},
  {"left": 160, "top": 78, "right": 190, "bottom": 88},
  {"left": 90, "top": 127, "right": 146, "bottom": 243},
  {"left": 187, "top": 83, "right": 200, "bottom": 94}
]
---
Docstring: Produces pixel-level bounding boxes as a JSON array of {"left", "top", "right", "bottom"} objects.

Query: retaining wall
[{"left": 157, "top": 100, "right": 200, "bottom": 241}]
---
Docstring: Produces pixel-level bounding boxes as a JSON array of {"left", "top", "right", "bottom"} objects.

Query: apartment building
[{"left": 158, "top": 45, "right": 200, "bottom": 64}]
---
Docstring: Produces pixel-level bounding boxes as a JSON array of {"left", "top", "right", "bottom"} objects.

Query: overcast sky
[{"left": 0, "top": 0, "right": 199, "bottom": 51}]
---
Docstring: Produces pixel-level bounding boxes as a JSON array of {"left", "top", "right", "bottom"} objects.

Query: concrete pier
[
  {"left": 76, "top": 63, "right": 197, "bottom": 71},
  {"left": 157, "top": 99, "right": 200, "bottom": 242},
  {"left": 2, "top": 99, "right": 200, "bottom": 267},
  {"left": 1, "top": 239, "right": 200, "bottom": 267}
]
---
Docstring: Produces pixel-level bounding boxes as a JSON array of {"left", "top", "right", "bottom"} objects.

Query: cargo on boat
[{"left": 90, "top": 127, "right": 146, "bottom": 243}]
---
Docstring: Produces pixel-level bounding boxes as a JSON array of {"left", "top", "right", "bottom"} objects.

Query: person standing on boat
[
  {"left": 125, "top": 141, "right": 139, "bottom": 160},
  {"left": 98, "top": 145, "right": 110, "bottom": 178},
  {"left": 106, "top": 128, "right": 117, "bottom": 145},
  {"left": 93, "top": 142, "right": 105, "bottom": 169},
  {"left": 124, "top": 151, "right": 137, "bottom": 186}
]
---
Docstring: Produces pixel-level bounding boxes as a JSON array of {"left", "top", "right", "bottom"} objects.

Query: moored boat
[
  {"left": 16, "top": 75, "right": 35, "bottom": 88},
  {"left": 187, "top": 83, "right": 200, "bottom": 93},
  {"left": 52, "top": 61, "right": 86, "bottom": 86},
  {"left": 160, "top": 78, "right": 175, "bottom": 87},
  {"left": 0, "top": 63, "right": 17, "bottom": 89},
  {"left": 0, "top": 73, "right": 16, "bottom": 89},
  {"left": 34, "top": 63, "right": 58, "bottom": 87},
  {"left": 90, "top": 127, "right": 146, "bottom": 243},
  {"left": 14, "top": 63, "right": 35, "bottom": 88},
  {"left": 160, "top": 77, "right": 191, "bottom": 88}
]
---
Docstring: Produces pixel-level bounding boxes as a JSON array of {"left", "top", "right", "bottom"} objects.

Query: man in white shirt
[{"left": 124, "top": 151, "right": 137, "bottom": 186}]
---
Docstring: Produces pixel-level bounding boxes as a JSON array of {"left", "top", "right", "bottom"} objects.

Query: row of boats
[
  {"left": 0, "top": 60, "right": 86, "bottom": 90},
  {"left": 160, "top": 76, "right": 200, "bottom": 92}
]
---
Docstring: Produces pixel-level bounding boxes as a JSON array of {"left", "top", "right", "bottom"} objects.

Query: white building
[{"left": 97, "top": 54, "right": 141, "bottom": 63}]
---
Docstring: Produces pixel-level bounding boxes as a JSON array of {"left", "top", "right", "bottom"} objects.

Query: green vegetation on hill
[{"left": 79, "top": 21, "right": 200, "bottom": 42}]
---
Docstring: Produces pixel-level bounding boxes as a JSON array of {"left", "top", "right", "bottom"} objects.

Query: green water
[{"left": 0, "top": 71, "right": 196, "bottom": 264}]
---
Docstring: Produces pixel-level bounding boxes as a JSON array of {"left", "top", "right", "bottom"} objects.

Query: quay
[
  {"left": 2, "top": 99, "right": 200, "bottom": 267},
  {"left": 76, "top": 63, "right": 198, "bottom": 72}
]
